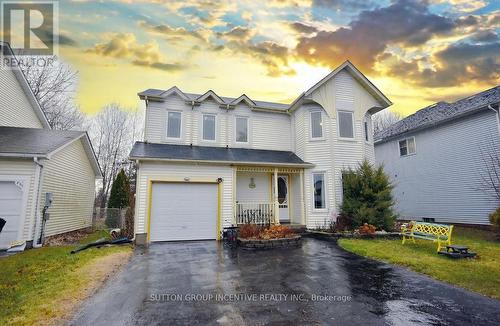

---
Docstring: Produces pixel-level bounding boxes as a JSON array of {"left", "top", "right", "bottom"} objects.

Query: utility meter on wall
[{"left": 45, "top": 193, "right": 53, "bottom": 208}]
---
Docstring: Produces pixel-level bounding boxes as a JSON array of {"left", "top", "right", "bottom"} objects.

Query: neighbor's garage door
[
  {"left": 150, "top": 182, "right": 218, "bottom": 241},
  {"left": 0, "top": 181, "right": 23, "bottom": 249}
]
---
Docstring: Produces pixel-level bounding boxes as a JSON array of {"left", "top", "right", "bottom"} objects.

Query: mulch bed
[{"left": 44, "top": 228, "right": 94, "bottom": 247}]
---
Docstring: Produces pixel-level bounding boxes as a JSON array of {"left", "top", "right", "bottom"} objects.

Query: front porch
[{"left": 233, "top": 166, "right": 306, "bottom": 226}]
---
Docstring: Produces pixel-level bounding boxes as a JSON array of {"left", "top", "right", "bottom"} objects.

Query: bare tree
[
  {"left": 478, "top": 136, "right": 500, "bottom": 201},
  {"left": 373, "top": 110, "right": 404, "bottom": 133},
  {"left": 88, "top": 104, "right": 143, "bottom": 207},
  {"left": 21, "top": 56, "right": 85, "bottom": 130}
]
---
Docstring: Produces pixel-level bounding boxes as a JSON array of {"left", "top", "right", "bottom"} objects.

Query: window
[
  {"left": 364, "top": 121, "right": 369, "bottom": 142},
  {"left": 313, "top": 173, "right": 326, "bottom": 209},
  {"left": 202, "top": 114, "right": 216, "bottom": 141},
  {"left": 338, "top": 111, "right": 354, "bottom": 139},
  {"left": 166, "top": 111, "right": 181, "bottom": 139},
  {"left": 310, "top": 111, "right": 323, "bottom": 139},
  {"left": 235, "top": 116, "right": 248, "bottom": 143},
  {"left": 399, "top": 137, "right": 416, "bottom": 156}
]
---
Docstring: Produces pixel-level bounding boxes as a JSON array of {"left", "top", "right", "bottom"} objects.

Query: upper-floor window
[
  {"left": 364, "top": 121, "right": 369, "bottom": 142},
  {"left": 338, "top": 111, "right": 354, "bottom": 139},
  {"left": 166, "top": 111, "right": 182, "bottom": 139},
  {"left": 202, "top": 114, "right": 216, "bottom": 141},
  {"left": 310, "top": 111, "right": 323, "bottom": 139},
  {"left": 399, "top": 137, "right": 416, "bottom": 156},
  {"left": 313, "top": 172, "right": 326, "bottom": 209},
  {"left": 235, "top": 116, "right": 249, "bottom": 143}
]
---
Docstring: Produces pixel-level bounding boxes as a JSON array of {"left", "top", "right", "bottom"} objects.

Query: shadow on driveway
[{"left": 70, "top": 238, "right": 500, "bottom": 325}]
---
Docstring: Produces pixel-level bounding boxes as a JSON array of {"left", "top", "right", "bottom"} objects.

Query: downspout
[
  {"left": 190, "top": 100, "right": 195, "bottom": 146},
  {"left": 487, "top": 104, "right": 500, "bottom": 134},
  {"left": 226, "top": 104, "right": 230, "bottom": 148},
  {"left": 32, "top": 157, "right": 44, "bottom": 248}
]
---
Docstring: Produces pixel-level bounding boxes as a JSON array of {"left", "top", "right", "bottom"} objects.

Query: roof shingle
[
  {"left": 130, "top": 142, "right": 312, "bottom": 166},
  {"left": 375, "top": 86, "right": 500, "bottom": 143}
]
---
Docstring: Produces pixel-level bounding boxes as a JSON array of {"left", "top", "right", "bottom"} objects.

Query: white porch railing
[{"left": 235, "top": 202, "right": 274, "bottom": 225}]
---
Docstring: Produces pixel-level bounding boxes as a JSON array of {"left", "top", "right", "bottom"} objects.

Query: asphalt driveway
[{"left": 71, "top": 238, "right": 500, "bottom": 325}]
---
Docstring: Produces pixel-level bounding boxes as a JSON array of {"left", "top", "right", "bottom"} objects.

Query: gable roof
[
  {"left": 374, "top": 85, "right": 500, "bottom": 144},
  {"left": 290, "top": 60, "right": 392, "bottom": 113},
  {"left": 0, "top": 42, "right": 51, "bottom": 129},
  {"left": 137, "top": 61, "right": 390, "bottom": 114},
  {"left": 305, "top": 61, "right": 391, "bottom": 106},
  {"left": 229, "top": 94, "right": 256, "bottom": 107},
  {"left": 195, "top": 90, "right": 225, "bottom": 104},
  {"left": 0, "top": 126, "right": 102, "bottom": 177},
  {"left": 130, "top": 142, "right": 313, "bottom": 167}
]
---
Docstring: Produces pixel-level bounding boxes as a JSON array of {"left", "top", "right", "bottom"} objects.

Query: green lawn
[
  {"left": 338, "top": 227, "right": 500, "bottom": 299},
  {"left": 0, "top": 231, "right": 132, "bottom": 326}
]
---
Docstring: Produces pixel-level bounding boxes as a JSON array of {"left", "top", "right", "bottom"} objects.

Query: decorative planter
[{"left": 237, "top": 235, "right": 302, "bottom": 250}]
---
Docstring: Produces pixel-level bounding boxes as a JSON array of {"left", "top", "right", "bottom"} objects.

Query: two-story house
[
  {"left": 130, "top": 61, "right": 392, "bottom": 244},
  {"left": 375, "top": 86, "right": 500, "bottom": 226},
  {"left": 0, "top": 42, "right": 102, "bottom": 250}
]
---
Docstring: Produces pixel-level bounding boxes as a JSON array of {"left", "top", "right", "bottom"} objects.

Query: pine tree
[
  {"left": 106, "top": 169, "right": 131, "bottom": 228},
  {"left": 340, "top": 160, "right": 397, "bottom": 230}
]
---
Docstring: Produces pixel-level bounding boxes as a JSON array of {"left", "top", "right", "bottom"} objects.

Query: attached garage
[
  {"left": 0, "top": 180, "right": 26, "bottom": 249},
  {"left": 149, "top": 182, "right": 219, "bottom": 242}
]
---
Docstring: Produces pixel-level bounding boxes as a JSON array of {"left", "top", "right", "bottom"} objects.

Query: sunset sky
[{"left": 50, "top": 0, "right": 499, "bottom": 115}]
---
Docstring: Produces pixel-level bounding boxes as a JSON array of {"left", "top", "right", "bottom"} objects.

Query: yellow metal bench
[{"left": 401, "top": 221, "right": 453, "bottom": 252}]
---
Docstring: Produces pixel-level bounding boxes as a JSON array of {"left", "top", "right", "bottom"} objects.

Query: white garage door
[
  {"left": 0, "top": 181, "right": 24, "bottom": 249},
  {"left": 150, "top": 183, "right": 218, "bottom": 241}
]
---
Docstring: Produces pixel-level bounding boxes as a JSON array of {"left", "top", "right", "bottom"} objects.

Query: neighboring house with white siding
[
  {"left": 130, "top": 61, "right": 392, "bottom": 244},
  {"left": 374, "top": 86, "right": 500, "bottom": 226},
  {"left": 0, "top": 42, "right": 102, "bottom": 250}
]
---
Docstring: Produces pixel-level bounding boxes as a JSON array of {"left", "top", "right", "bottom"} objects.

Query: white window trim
[
  {"left": 337, "top": 110, "right": 356, "bottom": 141},
  {"left": 398, "top": 136, "right": 416, "bottom": 157},
  {"left": 166, "top": 110, "right": 182, "bottom": 140},
  {"left": 309, "top": 111, "right": 325, "bottom": 141},
  {"left": 235, "top": 115, "right": 250, "bottom": 144},
  {"left": 311, "top": 171, "right": 328, "bottom": 211},
  {"left": 201, "top": 113, "right": 217, "bottom": 142}
]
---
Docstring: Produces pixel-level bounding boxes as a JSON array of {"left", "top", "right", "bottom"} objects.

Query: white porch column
[
  {"left": 300, "top": 169, "right": 306, "bottom": 226},
  {"left": 273, "top": 168, "right": 280, "bottom": 225},
  {"left": 232, "top": 167, "right": 237, "bottom": 225}
]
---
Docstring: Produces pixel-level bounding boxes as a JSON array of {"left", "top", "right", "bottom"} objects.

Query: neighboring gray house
[
  {"left": 0, "top": 42, "right": 102, "bottom": 249},
  {"left": 375, "top": 86, "right": 500, "bottom": 226}
]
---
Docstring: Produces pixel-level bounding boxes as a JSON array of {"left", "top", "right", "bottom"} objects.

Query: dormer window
[
  {"left": 310, "top": 111, "right": 323, "bottom": 139},
  {"left": 235, "top": 116, "right": 249, "bottom": 143},
  {"left": 166, "top": 111, "right": 182, "bottom": 139},
  {"left": 202, "top": 114, "right": 216, "bottom": 141}
]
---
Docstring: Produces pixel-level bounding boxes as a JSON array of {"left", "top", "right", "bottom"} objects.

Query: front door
[{"left": 277, "top": 175, "right": 289, "bottom": 222}]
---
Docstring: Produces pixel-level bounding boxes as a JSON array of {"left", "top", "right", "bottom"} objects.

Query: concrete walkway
[{"left": 70, "top": 238, "right": 500, "bottom": 325}]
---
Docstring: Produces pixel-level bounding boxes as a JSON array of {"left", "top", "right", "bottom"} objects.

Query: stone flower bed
[
  {"left": 237, "top": 235, "right": 302, "bottom": 250},
  {"left": 236, "top": 224, "right": 302, "bottom": 250}
]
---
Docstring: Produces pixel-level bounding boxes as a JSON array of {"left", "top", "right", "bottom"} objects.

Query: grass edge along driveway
[
  {"left": 0, "top": 231, "right": 133, "bottom": 326},
  {"left": 338, "top": 227, "right": 500, "bottom": 299}
]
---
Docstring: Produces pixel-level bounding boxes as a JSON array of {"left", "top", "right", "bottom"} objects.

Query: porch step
[{"left": 281, "top": 224, "right": 307, "bottom": 233}]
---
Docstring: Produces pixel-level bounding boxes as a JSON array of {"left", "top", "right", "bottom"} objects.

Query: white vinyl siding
[
  {"left": 41, "top": 139, "right": 96, "bottom": 237},
  {"left": 310, "top": 111, "right": 323, "bottom": 139},
  {"left": 0, "top": 67, "right": 44, "bottom": 128},
  {"left": 235, "top": 116, "right": 249, "bottom": 143},
  {"left": 202, "top": 114, "right": 216, "bottom": 141},
  {"left": 375, "top": 110, "right": 499, "bottom": 225},
  {"left": 338, "top": 111, "right": 355, "bottom": 139},
  {"left": 166, "top": 111, "right": 182, "bottom": 139}
]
